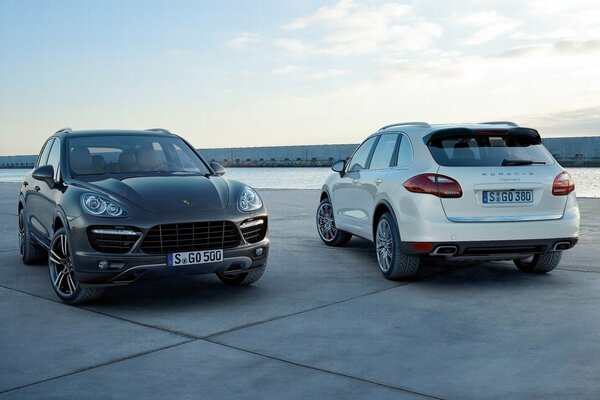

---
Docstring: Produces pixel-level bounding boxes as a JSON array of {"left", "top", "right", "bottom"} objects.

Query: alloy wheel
[
  {"left": 317, "top": 202, "right": 337, "bottom": 242},
  {"left": 376, "top": 219, "right": 393, "bottom": 273},
  {"left": 49, "top": 233, "right": 78, "bottom": 296}
]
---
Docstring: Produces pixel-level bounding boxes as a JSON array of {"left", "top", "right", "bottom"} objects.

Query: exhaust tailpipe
[
  {"left": 430, "top": 245, "right": 458, "bottom": 256},
  {"left": 552, "top": 241, "right": 572, "bottom": 251}
]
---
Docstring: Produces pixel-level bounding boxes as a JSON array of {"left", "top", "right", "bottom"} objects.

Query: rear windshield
[
  {"left": 67, "top": 135, "right": 210, "bottom": 177},
  {"left": 426, "top": 130, "right": 555, "bottom": 167}
]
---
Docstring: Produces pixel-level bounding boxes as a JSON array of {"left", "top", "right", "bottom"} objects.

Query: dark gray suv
[{"left": 18, "top": 128, "right": 269, "bottom": 304}]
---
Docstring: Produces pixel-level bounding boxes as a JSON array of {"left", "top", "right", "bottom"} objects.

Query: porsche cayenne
[
  {"left": 316, "top": 121, "right": 579, "bottom": 280},
  {"left": 19, "top": 128, "right": 269, "bottom": 303}
]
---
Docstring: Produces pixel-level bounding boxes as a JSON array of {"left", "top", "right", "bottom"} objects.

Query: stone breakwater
[{"left": 1, "top": 137, "right": 599, "bottom": 168}]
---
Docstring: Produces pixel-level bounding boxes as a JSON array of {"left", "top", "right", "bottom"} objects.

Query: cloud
[
  {"left": 454, "top": 11, "right": 521, "bottom": 46},
  {"left": 553, "top": 39, "right": 600, "bottom": 54},
  {"left": 278, "top": 0, "right": 442, "bottom": 56},
  {"left": 226, "top": 33, "right": 262, "bottom": 48},
  {"left": 273, "top": 38, "right": 313, "bottom": 54},
  {"left": 521, "top": 106, "right": 600, "bottom": 136},
  {"left": 271, "top": 65, "right": 348, "bottom": 79}
]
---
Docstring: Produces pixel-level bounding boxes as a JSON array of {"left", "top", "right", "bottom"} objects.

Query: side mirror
[
  {"left": 210, "top": 162, "right": 226, "bottom": 176},
  {"left": 32, "top": 165, "right": 55, "bottom": 188},
  {"left": 331, "top": 160, "right": 346, "bottom": 176}
]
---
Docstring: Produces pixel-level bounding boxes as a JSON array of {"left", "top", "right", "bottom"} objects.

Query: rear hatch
[{"left": 426, "top": 127, "right": 567, "bottom": 222}]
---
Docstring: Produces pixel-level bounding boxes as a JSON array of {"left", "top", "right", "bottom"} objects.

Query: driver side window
[{"left": 348, "top": 136, "right": 378, "bottom": 172}]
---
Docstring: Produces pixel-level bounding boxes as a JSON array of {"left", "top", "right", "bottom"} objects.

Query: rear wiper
[{"left": 501, "top": 159, "right": 546, "bottom": 166}]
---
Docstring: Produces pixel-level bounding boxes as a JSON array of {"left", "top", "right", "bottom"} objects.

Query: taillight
[
  {"left": 552, "top": 171, "right": 575, "bottom": 196},
  {"left": 403, "top": 173, "right": 463, "bottom": 198}
]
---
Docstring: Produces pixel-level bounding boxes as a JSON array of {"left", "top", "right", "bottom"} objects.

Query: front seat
[{"left": 70, "top": 147, "right": 93, "bottom": 175}]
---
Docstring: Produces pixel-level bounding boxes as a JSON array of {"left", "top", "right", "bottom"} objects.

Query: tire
[
  {"left": 375, "top": 212, "right": 421, "bottom": 280},
  {"left": 316, "top": 198, "right": 352, "bottom": 246},
  {"left": 216, "top": 265, "right": 266, "bottom": 286},
  {"left": 48, "top": 228, "right": 104, "bottom": 304},
  {"left": 513, "top": 251, "right": 562, "bottom": 273},
  {"left": 18, "top": 207, "right": 45, "bottom": 264}
]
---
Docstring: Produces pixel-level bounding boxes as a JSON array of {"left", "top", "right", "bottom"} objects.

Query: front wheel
[
  {"left": 513, "top": 251, "right": 562, "bottom": 273},
  {"left": 316, "top": 198, "right": 351, "bottom": 246},
  {"left": 48, "top": 228, "right": 104, "bottom": 304},
  {"left": 375, "top": 212, "right": 421, "bottom": 280},
  {"left": 216, "top": 265, "right": 266, "bottom": 286}
]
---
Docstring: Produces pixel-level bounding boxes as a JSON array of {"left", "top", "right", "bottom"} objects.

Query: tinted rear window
[{"left": 427, "top": 130, "right": 555, "bottom": 167}]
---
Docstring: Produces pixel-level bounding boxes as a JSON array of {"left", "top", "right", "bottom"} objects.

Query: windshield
[
  {"left": 67, "top": 135, "right": 211, "bottom": 177},
  {"left": 427, "top": 131, "right": 555, "bottom": 167}
]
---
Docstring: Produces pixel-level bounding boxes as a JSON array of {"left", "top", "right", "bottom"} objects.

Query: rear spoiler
[{"left": 423, "top": 127, "right": 542, "bottom": 147}]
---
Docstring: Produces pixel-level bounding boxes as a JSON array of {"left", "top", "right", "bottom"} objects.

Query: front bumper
[
  {"left": 66, "top": 207, "right": 269, "bottom": 286},
  {"left": 74, "top": 240, "right": 269, "bottom": 286}
]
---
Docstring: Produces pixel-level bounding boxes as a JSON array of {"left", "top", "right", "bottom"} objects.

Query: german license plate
[
  {"left": 167, "top": 249, "right": 223, "bottom": 266},
  {"left": 483, "top": 190, "right": 533, "bottom": 204}
]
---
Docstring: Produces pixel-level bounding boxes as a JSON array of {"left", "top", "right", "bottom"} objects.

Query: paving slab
[
  {"left": 0, "top": 287, "right": 189, "bottom": 393},
  {"left": 0, "top": 340, "right": 428, "bottom": 400},
  {"left": 214, "top": 265, "right": 600, "bottom": 399},
  {"left": 1, "top": 182, "right": 600, "bottom": 399}
]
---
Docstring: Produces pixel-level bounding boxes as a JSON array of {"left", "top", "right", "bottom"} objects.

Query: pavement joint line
[
  {"left": 558, "top": 267, "right": 600, "bottom": 274},
  {"left": 203, "top": 338, "right": 448, "bottom": 400},
  {"left": 0, "top": 338, "right": 197, "bottom": 395},
  {"left": 203, "top": 266, "right": 467, "bottom": 340},
  {"left": 0, "top": 284, "right": 200, "bottom": 341}
]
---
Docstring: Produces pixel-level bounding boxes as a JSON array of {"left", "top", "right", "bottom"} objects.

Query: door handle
[
  {"left": 352, "top": 179, "right": 359, "bottom": 184},
  {"left": 375, "top": 179, "right": 383, "bottom": 185},
  {"left": 34, "top": 186, "right": 41, "bottom": 192}
]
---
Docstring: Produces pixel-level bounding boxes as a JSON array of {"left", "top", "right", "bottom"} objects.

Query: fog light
[
  {"left": 98, "top": 260, "right": 111, "bottom": 270},
  {"left": 254, "top": 247, "right": 264, "bottom": 257}
]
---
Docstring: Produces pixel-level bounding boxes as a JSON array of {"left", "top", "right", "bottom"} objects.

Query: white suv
[{"left": 316, "top": 122, "right": 579, "bottom": 280}]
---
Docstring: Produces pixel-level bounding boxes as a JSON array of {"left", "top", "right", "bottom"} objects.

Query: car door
[
  {"left": 27, "top": 138, "right": 62, "bottom": 242},
  {"left": 331, "top": 135, "right": 378, "bottom": 236},
  {"left": 358, "top": 133, "right": 401, "bottom": 239}
]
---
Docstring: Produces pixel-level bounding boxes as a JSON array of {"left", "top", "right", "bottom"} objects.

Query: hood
[{"left": 77, "top": 175, "right": 229, "bottom": 213}]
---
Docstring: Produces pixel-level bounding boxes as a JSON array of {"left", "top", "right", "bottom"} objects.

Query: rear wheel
[
  {"left": 316, "top": 198, "right": 351, "bottom": 246},
  {"left": 376, "top": 212, "right": 421, "bottom": 280},
  {"left": 48, "top": 228, "right": 104, "bottom": 304},
  {"left": 18, "top": 208, "right": 45, "bottom": 264},
  {"left": 513, "top": 251, "right": 562, "bottom": 273},
  {"left": 216, "top": 265, "right": 266, "bottom": 286}
]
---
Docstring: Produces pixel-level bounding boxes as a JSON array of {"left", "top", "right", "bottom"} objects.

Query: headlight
[
  {"left": 81, "top": 193, "right": 129, "bottom": 217},
  {"left": 238, "top": 186, "right": 262, "bottom": 212}
]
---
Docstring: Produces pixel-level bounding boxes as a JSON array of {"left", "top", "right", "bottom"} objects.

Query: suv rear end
[
  {"left": 318, "top": 121, "right": 579, "bottom": 280},
  {"left": 401, "top": 123, "right": 579, "bottom": 265}
]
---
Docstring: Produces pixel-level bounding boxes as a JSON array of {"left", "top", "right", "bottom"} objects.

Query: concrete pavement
[{"left": 1, "top": 182, "right": 599, "bottom": 399}]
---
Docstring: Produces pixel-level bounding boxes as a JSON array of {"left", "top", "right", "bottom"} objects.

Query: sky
[{"left": 1, "top": 0, "right": 599, "bottom": 156}]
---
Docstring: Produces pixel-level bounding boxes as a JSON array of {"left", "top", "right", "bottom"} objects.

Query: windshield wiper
[{"left": 501, "top": 159, "right": 546, "bottom": 166}]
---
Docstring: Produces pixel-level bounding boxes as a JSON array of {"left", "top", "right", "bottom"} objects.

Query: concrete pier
[
  {"left": 2, "top": 136, "right": 599, "bottom": 168},
  {"left": 1, "top": 182, "right": 599, "bottom": 399}
]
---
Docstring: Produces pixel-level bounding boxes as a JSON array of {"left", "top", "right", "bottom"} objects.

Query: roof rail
[
  {"left": 479, "top": 121, "right": 519, "bottom": 127},
  {"left": 55, "top": 127, "right": 73, "bottom": 134},
  {"left": 378, "top": 122, "right": 431, "bottom": 131},
  {"left": 145, "top": 128, "right": 173, "bottom": 134}
]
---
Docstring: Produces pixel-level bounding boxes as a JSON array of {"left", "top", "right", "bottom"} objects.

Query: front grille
[
  {"left": 141, "top": 221, "right": 240, "bottom": 254},
  {"left": 240, "top": 218, "right": 267, "bottom": 243},
  {"left": 87, "top": 227, "right": 141, "bottom": 254}
]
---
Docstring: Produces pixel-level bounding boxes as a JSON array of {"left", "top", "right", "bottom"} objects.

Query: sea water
[{"left": 1, "top": 167, "right": 599, "bottom": 197}]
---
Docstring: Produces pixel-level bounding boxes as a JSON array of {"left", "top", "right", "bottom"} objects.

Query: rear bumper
[{"left": 400, "top": 237, "right": 578, "bottom": 257}]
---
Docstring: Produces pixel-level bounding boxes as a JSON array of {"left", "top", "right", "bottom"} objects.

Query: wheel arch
[
  {"left": 320, "top": 186, "right": 331, "bottom": 202},
  {"left": 372, "top": 199, "right": 399, "bottom": 240},
  {"left": 53, "top": 209, "right": 69, "bottom": 233}
]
